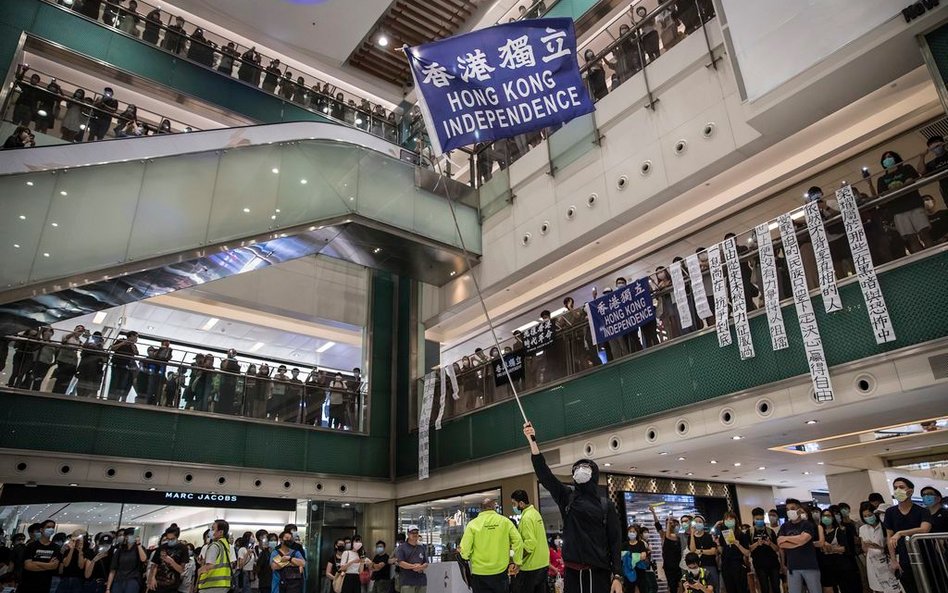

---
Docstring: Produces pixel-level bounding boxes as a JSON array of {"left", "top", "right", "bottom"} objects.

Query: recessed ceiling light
[
  {"left": 817, "top": 461, "right": 824, "bottom": 465},
  {"left": 805, "top": 419, "right": 818, "bottom": 425},
  {"left": 733, "top": 462, "right": 741, "bottom": 467},
  {"left": 275, "top": 209, "right": 281, "bottom": 213},
  {"left": 60, "top": 191, "right": 68, "bottom": 196},
  {"left": 300, "top": 179, "right": 308, "bottom": 184},
  {"left": 18, "top": 215, "right": 26, "bottom": 220},
  {"left": 709, "top": 459, "right": 717, "bottom": 464},
  {"left": 26, "top": 181, "right": 34, "bottom": 187},
  {"left": 802, "top": 471, "right": 811, "bottom": 475},
  {"left": 373, "top": 247, "right": 381, "bottom": 253},
  {"left": 686, "top": 472, "right": 694, "bottom": 476},
  {"left": 93, "top": 311, "right": 107, "bottom": 324},
  {"left": 50, "top": 222, "right": 58, "bottom": 227},
  {"left": 243, "top": 207, "right": 251, "bottom": 213},
  {"left": 758, "top": 466, "right": 766, "bottom": 470},
  {"left": 449, "top": 271, "right": 457, "bottom": 276},
  {"left": 42, "top": 252, "right": 50, "bottom": 257},
  {"left": 677, "top": 456, "right": 686, "bottom": 461},
  {"left": 316, "top": 341, "right": 335, "bottom": 353},
  {"left": 603, "top": 463, "right": 611, "bottom": 467},
  {"left": 629, "top": 466, "right": 637, "bottom": 470},
  {"left": 69, "top": 483, "right": 78, "bottom": 487},
  {"left": 732, "top": 435, "right": 743, "bottom": 440},
  {"left": 658, "top": 451, "right": 669, "bottom": 456},
  {"left": 271, "top": 215, "right": 277, "bottom": 220},
  {"left": 13, "top": 244, "right": 20, "bottom": 249},
  {"left": 378, "top": 34, "right": 389, "bottom": 47},
  {"left": 271, "top": 168, "right": 279, "bottom": 174}
]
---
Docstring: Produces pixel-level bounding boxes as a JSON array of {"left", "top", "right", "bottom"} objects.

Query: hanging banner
[
  {"left": 685, "top": 254, "right": 713, "bottom": 319},
  {"left": 755, "top": 224, "right": 789, "bottom": 351},
  {"left": 708, "top": 245, "right": 732, "bottom": 347},
  {"left": 522, "top": 319, "right": 554, "bottom": 353},
  {"left": 836, "top": 185, "right": 897, "bottom": 344},
  {"left": 778, "top": 214, "right": 835, "bottom": 402},
  {"left": 669, "top": 261, "right": 694, "bottom": 331},
  {"left": 443, "top": 363, "right": 459, "bottom": 400},
  {"left": 493, "top": 351, "right": 525, "bottom": 386},
  {"left": 404, "top": 18, "right": 595, "bottom": 155},
  {"left": 722, "top": 237, "right": 755, "bottom": 360},
  {"left": 435, "top": 367, "right": 448, "bottom": 430},
  {"left": 418, "top": 372, "right": 437, "bottom": 480},
  {"left": 584, "top": 277, "right": 655, "bottom": 346},
  {"left": 804, "top": 201, "right": 843, "bottom": 313}
]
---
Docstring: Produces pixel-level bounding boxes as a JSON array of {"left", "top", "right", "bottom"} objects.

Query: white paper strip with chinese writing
[
  {"left": 669, "top": 260, "right": 694, "bottom": 331},
  {"left": 722, "top": 237, "right": 755, "bottom": 359},
  {"left": 755, "top": 223, "right": 789, "bottom": 351},
  {"left": 708, "top": 245, "right": 732, "bottom": 347},
  {"left": 778, "top": 214, "right": 834, "bottom": 402},
  {"left": 435, "top": 367, "right": 447, "bottom": 431},
  {"left": 418, "top": 372, "right": 436, "bottom": 480},
  {"left": 685, "top": 254, "right": 713, "bottom": 319},
  {"left": 836, "top": 185, "right": 896, "bottom": 344},
  {"left": 804, "top": 201, "right": 843, "bottom": 313}
]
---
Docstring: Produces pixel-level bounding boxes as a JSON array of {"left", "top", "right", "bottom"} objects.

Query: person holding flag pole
[{"left": 523, "top": 422, "right": 624, "bottom": 593}]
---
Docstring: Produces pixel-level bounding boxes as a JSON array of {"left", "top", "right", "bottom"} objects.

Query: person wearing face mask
[
  {"left": 339, "top": 536, "right": 369, "bottom": 593},
  {"left": 919, "top": 486, "right": 947, "bottom": 533},
  {"left": 255, "top": 534, "right": 277, "bottom": 593},
  {"left": 675, "top": 515, "right": 692, "bottom": 573},
  {"left": 686, "top": 515, "right": 718, "bottom": 592},
  {"left": 329, "top": 373, "right": 348, "bottom": 430},
  {"left": 583, "top": 49, "right": 608, "bottom": 100},
  {"left": 326, "top": 539, "right": 347, "bottom": 593},
  {"left": 270, "top": 531, "right": 305, "bottom": 593},
  {"left": 876, "top": 150, "right": 931, "bottom": 255},
  {"left": 106, "top": 529, "right": 146, "bottom": 593},
  {"left": 777, "top": 499, "right": 821, "bottom": 593},
  {"left": 648, "top": 507, "right": 681, "bottom": 588},
  {"left": 718, "top": 511, "right": 750, "bottom": 593},
  {"left": 83, "top": 533, "right": 113, "bottom": 593},
  {"left": 921, "top": 135, "right": 948, "bottom": 205},
  {"left": 369, "top": 541, "right": 391, "bottom": 593},
  {"left": 817, "top": 507, "right": 860, "bottom": 593},
  {"left": 882, "top": 477, "right": 931, "bottom": 593},
  {"left": 858, "top": 502, "right": 901, "bottom": 593},
  {"left": 198, "top": 520, "right": 234, "bottom": 593},
  {"left": 509, "top": 490, "right": 549, "bottom": 593},
  {"left": 679, "top": 553, "right": 712, "bottom": 593},
  {"left": 235, "top": 532, "right": 257, "bottom": 593},
  {"left": 20, "top": 520, "right": 62, "bottom": 593},
  {"left": 748, "top": 508, "right": 780, "bottom": 593},
  {"left": 620, "top": 525, "right": 651, "bottom": 593},
  {"left": 148, "top": 525, "right": 188, "bottom": 593},
  {"left": 217, "top": 349, "right": 241, "bottom": 416},
  {"left": 523, "top": 422, "right": 624, "bottom": 593},
  {"left": 651, "top": 266, "right": 682, "bottom": 341},
  {"left": 548, "top": 535, "right": 565, "bottom": 585}
]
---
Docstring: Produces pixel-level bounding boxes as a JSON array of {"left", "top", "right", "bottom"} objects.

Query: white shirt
[{"left": 341, "top": 551, "right": 362, "bottom": 575}]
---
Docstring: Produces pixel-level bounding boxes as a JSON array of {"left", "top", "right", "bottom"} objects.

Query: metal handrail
[{"left": 907, "top": 531, "right": 948, "bottom": 593}]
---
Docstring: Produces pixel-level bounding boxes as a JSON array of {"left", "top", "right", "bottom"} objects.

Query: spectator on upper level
[
  {"left": 923, "top": 194, "right": 948, "bottom": 243},
  {"left": 3, "top": 125, "right": 35, "bottom": 150},
  {"left": 583, "top": 49, "right": 607, "bottom": 101},
  {"left": 188, "top": 28, "right": 215, "bottom": 67},
  {"left": 610, "top": 24, "right": 641, "bottom": 85},
  {"left": 77, "top": 0, "right": 103, "bottom": 20},
  {"left": 13, "top": 70, "right": 42, "bottom": 127},
  {"left": 52, "top": 325, "right": 86, "bottom": 394},
  {"left": 75, "top": 332, "right": 106, "bottom": 397},
  {"left": 162, "top": 16, "right": 187, "bottom": 55},
  {"left": 113, "top": 104, "right": 138, "bottom": 137},
  {"left": 636, "top": 6, "right": 660, "bottom": 62},
  {"left": 143, "top": 7, "right": 161, "bottom": 44},
  {"left": 88, "top": 86, "right": 118, "bottom": 141},
  {"left": 158, "top": 119, "right": 173, "bottom": 134},
  {"left": 262, "top": 60, "right": 282, "bottom": 93},
  {"left": 294, "top": 77, "right": 309, "bottom": 104},
  {"left": 922, "top": 135, "right": 948, "bottom": 203},
  {"left": 218, "top": 42, "right": 239, "bottom": 76},
  {"left": 60, "top": 88, "right": 86, "bottom": 141},
  {"left": 877, "top": 149, "right": 931, "bottom": 254},
  {"left": 34, "top": 79, "right": 62, "bottom": 134},
  {"left": 724, "top": 232, "right": 759, "bottom": 311},
  {"left": 102, "top": 0, "right": 123, "bottom": 27},
  {"left": 117, "top": 0, "right": 140, "bottom": 36}
]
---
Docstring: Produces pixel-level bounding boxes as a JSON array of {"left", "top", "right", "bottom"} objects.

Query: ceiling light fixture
[
  {"left": 378, "top": 35, "right": 389, "bottom": 47},
  {"left": 603, "top": 463, "right": 611, "bottom": 467},
  {"left": 709, "top": 459, "right": 718, "bottom": 464},
  {"left": 249, "top": 342, "right": 265, "bottom": 353},
  {"left": 686, "top": 472, "right": 694, "bottom": 476},
  {"left": 805, "top": 419, "right": 818, "bottom": 425},
  {"left": 18, "top": 215, "right": 26, "bottom": 220},
  {"left": 201, "top": 317, "right": 220, "bottom": 331},
  {"left": 271, "top": 168, "right": 279, "bottom": 174},
  {"left": 93, "top": 311, "right": 107, "bottom": 324},
  {"left": 733, "top": 462, "right": 741, "bottom": 467},
  {"left": 316, "top": 341, "right": 335, "bottom": 353},
  {"left": 300, "top": 179, "right": 308, "bottom": 184},
  {"left": 732, "top": 435, "right": 743, "bottom": 440},
  {"left": 658, "top": 451, "right": 669, "bottom": 456},
  {"left": 26, "top": 181, "right": 34, "bottom": 187},
  {"left": 373, "top": 248, "right": 381, "bottom": 254},
  {"left": 13, "top": 244, "right": 21, "bottom": 249},
  {"left": 803, "top": 471, "right": 811, "bottom": 475},
  {"left": 243, "top": 207, "right": 251, "bottom": 213},
  {"left": 677, "top": 456, "right": 686, "bottom": 461},
  {"left": 758, "top": 466, "right": 766, "bottom": 470}
]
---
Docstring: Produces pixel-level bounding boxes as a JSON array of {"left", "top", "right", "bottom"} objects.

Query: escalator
[{"left": 0, "top": 121, "right": 481, "bottom": 333}]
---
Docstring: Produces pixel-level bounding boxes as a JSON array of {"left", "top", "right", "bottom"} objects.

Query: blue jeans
[
  {"left": 787, "top": 569, "right": 821, "bottom": 593},
  {"left": 112, "top": 579, "right": 141, "bottom": 593}
]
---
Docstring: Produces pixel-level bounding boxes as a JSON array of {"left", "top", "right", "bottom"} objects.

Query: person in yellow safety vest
[
  {"left": 511, "top": 490, "right": 550, "bottom": 593},
  {"left": 460, "top": 498, "right": 524, "bottom": 593},
  {"left": 198, "top": 519, "right": 234, "bottom": 593}
]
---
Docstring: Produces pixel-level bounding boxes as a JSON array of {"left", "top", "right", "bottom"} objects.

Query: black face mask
[
  {"left": 283, "top": 540, "right": 293, "bottom": 548},
  {"left": 335, "top": 545, "right": 345, "bottom": 552}
]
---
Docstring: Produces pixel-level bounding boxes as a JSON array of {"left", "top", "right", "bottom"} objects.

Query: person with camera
[
  {"left": 680, "top": 553, "right": 712, "bottom": 593},
  {"left": 106, "top": 529, "right": 147, "bottom": 593},
  {"left": 57, "top": 531, "right": 87, "bottom": 593},
  {"left": 84, "top": 533, "right": 114, "bottom": 593},
  {"left": 3, "top": 125, "right": 36, "bottom": 150}
]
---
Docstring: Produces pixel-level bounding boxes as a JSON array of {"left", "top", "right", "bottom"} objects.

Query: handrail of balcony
[
  {"left": 40, "top": 0, "right": 401, "bottom": 144},
  {"left": 495, "top": 0, "right": 559, "bottom": 25},
  {"left": 418, "top": 156, "right": 948, "bottom": 427}
]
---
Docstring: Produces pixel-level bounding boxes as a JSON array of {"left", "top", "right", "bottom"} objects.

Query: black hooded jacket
[{"left": 532, "top": 453, "right": 622, "bottom": 574}]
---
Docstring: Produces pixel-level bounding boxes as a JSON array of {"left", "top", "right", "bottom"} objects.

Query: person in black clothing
[
  {"left": 877, "top": 150, "right": 931, "bottom": 254},
  {"left": 218, "top": 349, "right": 241, "bottom": 415},
  {"left": 142, "top": 7, "right": 162, "bottom": 44},
  {"left": 218, "top": 42, "right": 239, "bottom": 76},
  {"left": 370, "top": 541, "right": 391, "bottom": 593},
  {"left": 748, "top": 508, "right": 780, "bottom": 593},
  {"left": 10, "top": 532, "right": 28, "bottom": 587},
  {"left": 107, "top": 331, "right": 139, "bottom": 401},
  {"left": 523, "top": 422, "right": 623, "bottom": 593},
  {"left": 723, "top": 232, "right": 759, "bottom": 311},
  {"left": 7, "top": 328, "right": 39, "bottom": 387},
  {"left": 622, "top": 525, "right": 651, "bottom": 593},
  {"left": 187, "top": 29, "right": 214, "bottom": 67},
  {"left": 817, "top": 506, "right": 860, "bottom": 593},
  {"left": 256, "top": 532, "right": 277, "bottom": 593},
  {"left": 921, "top": 486, "right": 948, "bottom": 533},
  {"left": 648, "top": 507, "right": 681, "bottom": 591},
  {"left": 279, "top": 72, "right": 295, "bottom": 100},
  {"left": 922, "top": 135, "right": 948, "bottom": 205},
  {"left": 262, "top": 60, "right": 282, "bottom": 93},
  {"left": 718, "top": 511, "right": 749, "bottom": 593},
  {"left": 102, "top": 0, "right": 123, "bottom": 26},
  {"left": 583, "top": 49, "right": 607, "bottom": 101},
  {"left": 238, "top": 48, "right": 261, "bottom": 85},
  {"left": 12, "top": 71, "right": 41, "bottom": 126},
  {"left": 88, "top": 87, "right": 118, "bottom": 141},
  {"left": 84, "top": 533, "right": 114, "bottom": 593},
  {"left": 75, "top": 332, "right": 107, "bottom": 397},
  {"left": 19, "top": 519, "right": 61, "bottom": 593},
  {"left": 883, "top": 477, "right": 931, "bottom": 593},
  {"left": 687, "top": 516, "right": 718, "bottom": 593},
  {"left": 57, "top": 531, "right": 86, "bottom": 593},
  {"left": 303, "top": 369, "right": 324, "bottom": 427},
  {"left": 3, "top": 125, "right": 35, "bottom": 150},
  {"left": 162, "top": 16, "right": 187, "bottom": 54},
  {"left": 77, "top": 0, "right": 103, "bottom": 19},
  {"left": 107, "top": 528, "right": 147, "bottom": 593},
  {"left": 34, "top": 80, "right": 62, "bottom": 134},
  {"left": 147, "top": 525, "right": 188, "bottom": 593}
]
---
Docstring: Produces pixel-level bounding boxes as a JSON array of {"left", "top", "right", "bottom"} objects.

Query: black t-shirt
[
  {"left": 85, "top": 547, "right": 112, "bottom": 580},
  {"left": 749, "top": 527, "right": 778, "bottom": 568},
  {"left": 688, "top": 532, "right": 716, "bottom": 568},
  {"left": 883, "top": 503, "right": 932, "bottom": 569},
  {"left": 61, "top": 545, "right": 85, "bottom": 578},
  {"left": 929, "top": 506, "right": 948, "bottom": 534},
  {"left": 655, "top": 523, "right": 681, "bottom": 567},
  {"left": 18, "top": 541, "right": 62, "bottom": 593},
  {"left": 720, "top": 529, "right": 749, "bottom": 566},
  {"left": 110, "top": 545, "right": 143, "bottom": 581},
  {"left": 371, "top": 554, "right": 390, "bottom": 581},
  {"left": 877, "top": 164, "right": 922, "bottom": 213},
  {"left": 777, "top": 520, "right": 819, "bottom": 571},
  {"left": 151, "top": 543, "right": 189, "bottom": 588}
]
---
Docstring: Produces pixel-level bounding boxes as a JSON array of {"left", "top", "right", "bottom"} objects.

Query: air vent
[{"left": 929, "top": 353, "right": 948, "bottom": 380}]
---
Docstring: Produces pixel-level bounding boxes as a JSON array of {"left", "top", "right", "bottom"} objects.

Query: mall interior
[{"left": 1, "top": 0, "right": 947, "bottom": 592}]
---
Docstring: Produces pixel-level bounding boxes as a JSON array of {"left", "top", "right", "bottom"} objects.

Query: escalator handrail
[{"left": 0, "top": 120, "right": 416, "bottom": 176}]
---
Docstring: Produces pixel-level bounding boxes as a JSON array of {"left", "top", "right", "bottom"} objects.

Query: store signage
[
  {"left": 584, "top": 277, "right": 655, "bottom": 346},
  {"left": 405, "top": 18, "right": 594, "bottom": 155},
  {"left": 0, "top": 484, "right": 296, "bottom": 511},
  {"left": 163, "top": 491, "right": 238, "bottom": 503},
  {"left": 902, "top": 0, "right": 939, "bottom": 23}
]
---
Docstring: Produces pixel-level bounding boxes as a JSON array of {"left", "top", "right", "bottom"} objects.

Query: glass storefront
[{"left": 396, "top": 489, "right": 500, "bottom": 561}]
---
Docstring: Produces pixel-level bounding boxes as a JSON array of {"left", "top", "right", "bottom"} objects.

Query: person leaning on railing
[{"left": 51, "top": 325, "right": 87, "bottom": 394}]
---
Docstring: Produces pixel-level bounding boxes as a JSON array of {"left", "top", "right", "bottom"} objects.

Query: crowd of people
[
  {"left": 44, "top": 0, "right": 399, "bottom": 141},
  {"left": 0, "top": 519, "right": 327, "bottom": 593},
  {"left": 442, "top": 142, "right": 948, "bottom": 418},
  {"left": 0, "top": 327, "right": 365, "bottom": 431}
]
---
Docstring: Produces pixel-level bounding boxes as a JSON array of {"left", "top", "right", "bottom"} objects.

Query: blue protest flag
[
  {"left": 404, "top": 18, "right": 595, "bottom": 155},
  {"left": 584, "top": 278, "right": 656, "bottom": 346}
]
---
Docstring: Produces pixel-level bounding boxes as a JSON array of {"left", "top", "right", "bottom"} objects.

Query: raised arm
[{"left": 524, "top": 423, "right": 571, "bottom": 507}]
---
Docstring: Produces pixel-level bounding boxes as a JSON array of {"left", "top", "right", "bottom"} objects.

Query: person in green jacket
[
  {"left": 511, "top": 490, "right": 550, "bottom": 593},
  {"left": 460, "top": 498, "right": 524, "bottom": 593}
]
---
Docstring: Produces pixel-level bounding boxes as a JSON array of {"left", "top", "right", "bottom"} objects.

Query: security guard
[
  {"left": 511, "top": 490, "right": 550, "bottom": 593},
  {"left": 198, "top": 519, "right": 233, "bottom": 593},
  {"left": 460, "top": 498, "right": 524, "bottom": 593}
]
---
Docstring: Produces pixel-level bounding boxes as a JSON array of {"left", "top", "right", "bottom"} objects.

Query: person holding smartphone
[
  {"left": 84, "top": 534, "right": 114, "bottom": 593},
  {"left": 57, "top": 532, "right": 87, "bottom": 593},
  {"left": 106, "top": 529, "right": 146, "bottom": 593},
  {"left": 680, "top": 553, "right": 713, "bottom": 593}
]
